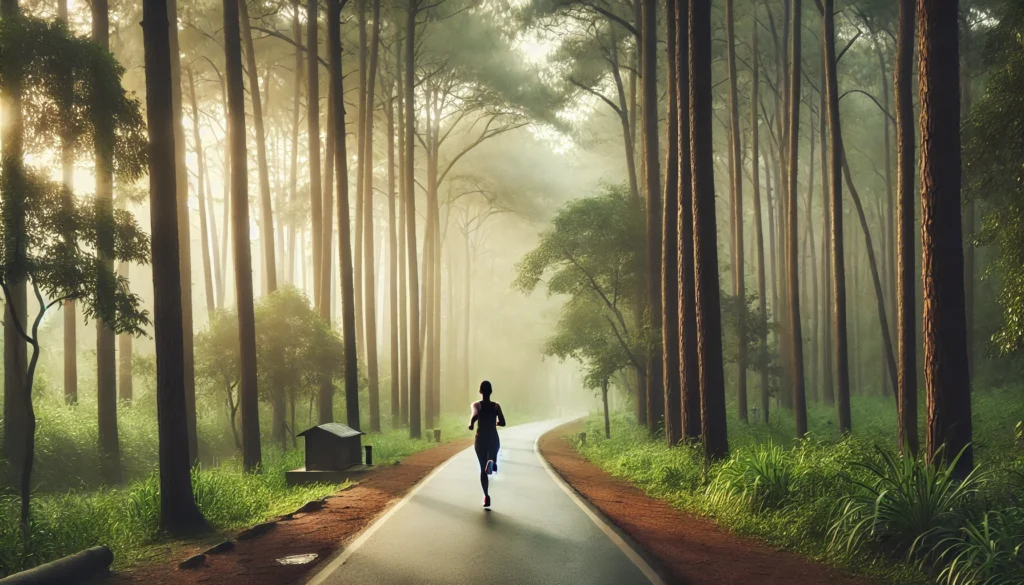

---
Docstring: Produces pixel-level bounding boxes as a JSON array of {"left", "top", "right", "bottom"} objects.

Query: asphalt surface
[{"left": 307, "top": 419, "right": 656, "bottom": 585}]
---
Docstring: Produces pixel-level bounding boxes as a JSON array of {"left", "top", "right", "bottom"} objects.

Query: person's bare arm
[
  {"left": 497, "top": 404, "right": 506, "bottom": 427},
  {"left": 468, "top": 402, "right": 479, "bottom": 430}
]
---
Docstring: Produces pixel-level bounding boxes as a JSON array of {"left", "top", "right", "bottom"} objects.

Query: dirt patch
[
  {"left": 539, "top": 423, "right": 869, "bottom": 585},
  {"left": 95, "top": 438, "right": 472, "bottom": 585}
]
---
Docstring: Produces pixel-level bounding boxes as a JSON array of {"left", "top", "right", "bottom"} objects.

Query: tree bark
[
  {"left": 662, "top": 0, "right": 682, "bottom": 447},
  {"left": 641, "top": 0, "right": 663, "bottom": 433},
  {"left": 165, "top": 0, "right": 199, "bottom": 465},
  {"left": 895, "top": 0, "right": 919, "bottom": 456},
  {"left": 188, "top": 68, "right": 216, "bottom": 321},
  {"left": 786, "top": 0, "right": 806, "bottom": 436},
  {"left": 308, "top": 0, "right": 323, "bottom": 310},
  {"left": 225, "top": 0, "right": 262, "bottom": 471},
  {"left": 287, "top": 0, "right": 303, "bottom": 287},
  {"left": 726, "top": 0, "right": 747, "bottom": 423},
  {"left": 141, "top": 0, "right": 209, "bottom": 531},
  {"left": 824, "top": 0, "right": 851, "bottom": 432},
  {"left": 819, "top": 61, "right": 834, "bottom": 406},
  {"left": 363, "top": 0, "right": 383, "bottom": 432},
  {"left": 92, "top": 0, "right": 122, "bottom": 484},
  {"left": 689, "top": 0, "right": 728, "bottom": 460},
  {"left": 404, "top": 0, "right": 422, "bottom": 438},
  {"left": 329, "top": 0, "right": 361, "bottom": 431},
  {"left": 919, "top": 0, "right": 972, "bottom": 477},
  {"left": 354, "top": 0, "right": 368, "bottom": 364},
  {"left": 750, "top": 23, "right": 769, "bottom": 424},
  {"left": 675, "top": 0, "right": 700, "bottom": 443},
  {"left": 396, "top": 44, "right": 410, "bottom": 427},
  {"left": 386, "top": 77, "right": 400, "bottom": 429},
  {"left": 239, "top": 0, "right": 278, "bottom": 294}
]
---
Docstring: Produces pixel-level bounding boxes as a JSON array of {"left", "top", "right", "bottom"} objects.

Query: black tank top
[{"left": 475, "top": 401, "right": 500, "bottom": 435}]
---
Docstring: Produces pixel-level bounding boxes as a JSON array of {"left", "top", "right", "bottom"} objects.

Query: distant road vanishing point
[{"left": 305, "top": 419, "right": 663, "bottom": 585}]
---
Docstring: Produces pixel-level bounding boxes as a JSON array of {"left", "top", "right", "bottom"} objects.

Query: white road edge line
[
  {"left": 304, "top": 445, "right": 468, "bottom": 585},
  {"left": 534, "top": 433, "right": 667, "bottom": 585}
]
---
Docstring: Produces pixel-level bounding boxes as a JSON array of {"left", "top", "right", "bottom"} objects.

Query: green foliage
[
  {"left": 707, "top": 442, "right": 805, "bottom": 513},
  {"left": 516, "top": 184, "right": 645, "bottom": 389},
  {"left": 195, "top": 288, "right": 344, "bottom": 446},
  {"left": 0, "top": 15, "right": 147, "bottom": 181},
  {"left": 0, "top": 168, "right": 149, "bottom": 336},
  {"left": 827, "top": 447, "right": 986, "bottom": 560},
  {"left": 935, "top": 507, "right": 1024, "bottom": 585},
  {"left": 571, "top": 389, "right": 1024, "bottom": 583},
  {"left": 966, "top": 2, "right": 1024, "bottom": 355},
  {"left": 0, "top": 450, "right": 339, "bottom": 576}
]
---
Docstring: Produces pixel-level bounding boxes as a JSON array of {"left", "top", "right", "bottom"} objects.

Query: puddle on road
[{"left": 276, "top": 553, "right": 319, "bottom": 565}]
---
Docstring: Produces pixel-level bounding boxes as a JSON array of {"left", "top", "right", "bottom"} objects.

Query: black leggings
[{"left": 474, "top": 433, "right": 500, "bottom": 495}]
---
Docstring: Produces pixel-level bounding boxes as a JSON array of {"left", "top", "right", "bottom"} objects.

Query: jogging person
[{"left": 468, "top": 380, "right": 505, "bottom": 508}]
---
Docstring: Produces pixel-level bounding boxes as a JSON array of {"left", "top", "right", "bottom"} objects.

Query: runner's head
[{"left": 479, "top": 380, "right": 493, "bottom": 399}]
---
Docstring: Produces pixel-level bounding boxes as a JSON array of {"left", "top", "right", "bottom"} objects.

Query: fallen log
[{"left": 0, "top": 546, "right": 113, "bottom": 585}]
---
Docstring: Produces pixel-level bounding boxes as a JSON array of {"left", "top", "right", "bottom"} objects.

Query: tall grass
[
  {"left": 0, "top": 395, "right": 474, "bottom": 577},
  {"left": 574, "top": 386, "right": 1024, "bottom": 584}
]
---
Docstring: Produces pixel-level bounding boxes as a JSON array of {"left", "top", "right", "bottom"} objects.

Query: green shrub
[
  {"left": 707, "top": 442, "right": 804, "bottom": 512},
  {"left": 935, "top": 508, "right": 1024, "bottom": 585},
  {"left": 827, "top": 446, "right": 986, "bottom": 560}
]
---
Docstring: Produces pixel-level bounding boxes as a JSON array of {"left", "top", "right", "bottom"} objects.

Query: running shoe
[{"left": 483, "top": 495, "right": 491, "bottom": 508}]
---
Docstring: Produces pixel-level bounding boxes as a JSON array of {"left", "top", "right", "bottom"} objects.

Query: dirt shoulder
[
  {"left": 538, "top": 422, "right": 868, "bottom": 585},
  {"left": 97, "top": 438, "right": 472, "bottom": 585}
]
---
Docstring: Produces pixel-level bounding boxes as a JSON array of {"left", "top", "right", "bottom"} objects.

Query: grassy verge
[
  {"left": 571, "top": 388, "right": 1024, "bottom": 585},
  {"left": 0, "top": 412, "right": 473, "bottom": 577}
]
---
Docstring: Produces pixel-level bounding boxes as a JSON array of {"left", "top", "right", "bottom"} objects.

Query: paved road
[{"left": 307, "top": 419, "right": 658, "bottom": 585}]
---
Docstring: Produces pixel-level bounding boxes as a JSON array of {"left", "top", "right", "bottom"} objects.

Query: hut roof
[{"left": 298, "top": 423, "right": 365, "bottom": 439}]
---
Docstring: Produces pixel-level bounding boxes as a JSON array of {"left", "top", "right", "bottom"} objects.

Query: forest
[{"left": 0, "top": 0, "right": 1021, "bottom": 583}]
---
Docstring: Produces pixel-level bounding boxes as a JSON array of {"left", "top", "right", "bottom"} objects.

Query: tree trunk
[
  {"left": 640, "top": 0, "right": 664, "bottom": 434},
  {"left": 895, "top": 0, "right": 919, "bottom": 456},
  {"left": 689, "top": 0, "right": 728, "bottom": 460},
  {"left": 396, "top": 45, "right": 410, "bottom": 427},
  {"left": 727, "top": 0, "right": 747, "bottom": 423},
  {"left": 404, "top": 0, "right": 422, "bottom": 438},
  {"left": 662, "top": 0, "right": 682, "bottom": 447},
  {"left": 58, "top": 2, "right": 79, "bottom": 408},
  {"left": 188, "top": 68, "right": 216, "bottom": 321},
  {"left": 363, "top": 0, "right": 383, "bottom": 432},
  {"left": 919, "top": 0, "right": 972, "bottom": 477},
  {"left": 823, "top": 0, "right": 851, "bottom": 433},
  {"left": 308, "top": 0, "right": 323, "bottom": 310},
  {"left": 750, "top": 23, "right": 769, "bottom": 424},
  {"left": 92, "top": 0, "right": 122, "bottom": 484},
  {"left": 166, "top": 0, "right": 199, "bottom": 465},
  {"left": 819, "top": 62, "right": 834, "bottom": 406},
  {"left": 329, "top": 0, "right": 361, "bottom": 431},
  {"left": 354, "top": 0, "right": 368, "bottom": 365},
  {"left": 206, "top": 160, "right": 223, "bottom": 311},
  {"left": 785, "top": 0, "right": 806, "bottom": 436},
  {"left": 674, "top": 0, "right": 700, "bottom": 442},
  {"left": 287, "top": 0, "right": 303, "bottom": 287},
  {"left": 879, "top": 44, "right": 897, "bottom": 399},
  {"left": 239, "top": 0, "right": 278, "bottom": 294},
  {"left": 603, "top": 380, "right": 611, "bottom": 439},
  {"left": 141, "top": 0, "right": 209, "bottom": 531},
  {"left": 225, "top": 0, "right": 262, "bottom": 471},
  {"left": 1, "top": 0, "right": 28, "bottom": 477},
  {"left": 386, "top": 80, "right": 400, "bottom": 429}
]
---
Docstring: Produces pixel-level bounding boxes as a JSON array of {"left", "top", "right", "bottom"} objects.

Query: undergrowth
[
  {"left": 0, "top": 395, "right": 471, "bottom": 577},
  {"left": 574, "top": 387, "right": 1024, "bottom": 585}
]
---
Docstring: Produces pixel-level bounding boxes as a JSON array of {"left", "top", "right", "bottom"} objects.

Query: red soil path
[
  {"left": 538, "top": 422, "right": 872, "bottom": 585},
  {"left": 94, "top": 438, "right": 472, "bottom": 585}
]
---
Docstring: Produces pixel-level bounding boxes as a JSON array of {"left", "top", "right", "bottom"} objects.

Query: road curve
[{"left": 306, "top": 419, "right": 659, "bottom": 585}]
